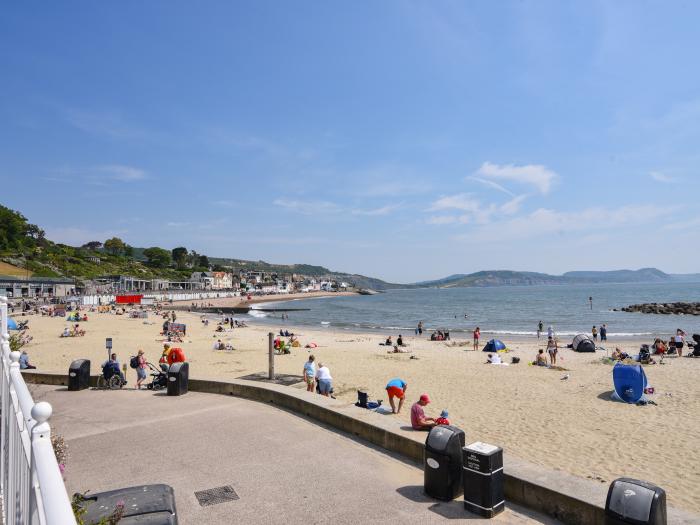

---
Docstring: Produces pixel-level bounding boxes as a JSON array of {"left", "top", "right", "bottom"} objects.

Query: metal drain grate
[{"left": 195, "top": 485, "right": 240, "bottom": 507}]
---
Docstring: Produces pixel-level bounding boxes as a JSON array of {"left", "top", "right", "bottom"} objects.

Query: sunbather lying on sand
[{"left": 387, "top": 345, "right": 411, "bottom": 354}]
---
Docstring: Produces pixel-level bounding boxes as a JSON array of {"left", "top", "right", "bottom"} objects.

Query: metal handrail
[{"left": 0, "top": 296, "right": 76, "bottom": 524}]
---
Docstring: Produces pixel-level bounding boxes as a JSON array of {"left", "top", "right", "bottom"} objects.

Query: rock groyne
[{"left": 615, "top": 302, "right": 700, "bottom": 315}]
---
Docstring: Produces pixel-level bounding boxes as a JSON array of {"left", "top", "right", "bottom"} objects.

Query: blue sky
[{"left": 1, "top": 1, "right": 699, "bottom": 282}]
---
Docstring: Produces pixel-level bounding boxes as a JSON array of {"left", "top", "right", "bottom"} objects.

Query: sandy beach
[{"left": 16, "top": 306, "right": 700, "bottom": 514}]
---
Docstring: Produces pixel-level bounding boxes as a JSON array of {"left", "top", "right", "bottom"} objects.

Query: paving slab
[{"left": 31, "top": 385, "right": 561, "bottom": 524}]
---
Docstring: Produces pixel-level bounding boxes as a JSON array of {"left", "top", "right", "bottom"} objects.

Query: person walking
[
  {"left": 546, "top": 336, "right": 558, "bottom": 365},
  {"left": 303, "top": 355, "right": 316, "bottom": 393},
  {"left": 537, "top": 320, "right": 544, "bottom": 339},
  {"left": 600, "top": 324, "right": 607, "bottom": 342},
  {"left": 385, "top": 378, "right": 407, "bottom": 414},
  {"left": 592, "top": 325, "right": 598, "bottom": 341},
  {"left": 473, "top": 327, "right": 481, "bottom": 351},
  {"left": 136, "top": 349, "right": 147, "bottom": 389},
  {"left": 315, "top": 362, "right": 333, "bottom": 397}
]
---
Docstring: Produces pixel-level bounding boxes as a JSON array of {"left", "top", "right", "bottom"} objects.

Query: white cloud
[
  {"left": 427, "top": 193, "right": 480, "bottom": 212},
  {"left": 272, "top": 199, "right": 341, "bottom": 215},
  {"left": 98, "top": 165, "right": 147, "bottom": 182},
  {"left": 500, "top": 195, "right": 527, "bottom": 215},
  {"left": 454, "top": 205, "right": 664, "bottom": 243},
  {"left": 475, "top": 162, "right": 558, "bottom": 195},
  {"left": 468, "top": 176, "right": 516, "bottom": 197},
  {"left": 351, "top": 204, "right": 401, "bottom": 216},
  {"left": 649, "top": 171, "right": 676, "bottom": 183}
]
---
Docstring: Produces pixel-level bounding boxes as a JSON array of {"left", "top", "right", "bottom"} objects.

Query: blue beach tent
[
  {"left": 482, "top": 339, "right": 507, "bottom": 352},
  {"left": 7, "top": 318, "right": 18, "bottom": 331},
  {"left": 611, "top": 363, "right": 648, "bottom": 404}
]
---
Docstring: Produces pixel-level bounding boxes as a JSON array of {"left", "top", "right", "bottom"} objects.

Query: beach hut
[
  {"left": 7, "top": 318, "right": 18, "bottom": 330},
  {"left": 611, "top": 363, "right": 647, "bottom": 404},
  {"left": 482, "top": 339, "right": 507, "bottom": 352},
  {"left": 572, "top": 334, "right": 596, "bottom": 353}
]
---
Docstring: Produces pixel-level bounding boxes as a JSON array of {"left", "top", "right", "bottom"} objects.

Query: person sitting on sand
[
  {"left": 534, "top": 349, "right": 548, "bottom": 366},
  {"left": 385, "top": 378, "right": 407, "bottom": 414},
  {"left": 653, "top": 338, "right": 667, "bottom": 355},
  {"left": 397, "top": 334, "right": 404, "bottom": 347},
  {"left": 611, "top": 347, "right": 622, "bottom": 360},
  {"left": 385, "top": 336, "right": 393, "bottom": 346},
  {"left": 435, "top": 410, "right": 450, "bottom": 426},
  {"left": 411, "top": 394, "right": 436, "bottom": 430},
  {"left": 61, "top": 327, "right": 70, "bottom": 338},
  {"left": 213, "top": 339, "right": 225, "bottom": 350},
  {"left": 486, "top": 353, "right": 502, "bottom": 364},
  {"left": 74, "top": 324, "right": 85, "bottom": 336},
  {"left": 387, "top": 345, "right": 411, "bottom": 354}
]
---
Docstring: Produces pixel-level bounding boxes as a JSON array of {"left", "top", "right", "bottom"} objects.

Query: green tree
[
  {"left": 81, "top": 241, "right": 103, "bottom": 251},
  {"left": 0, "top": 204, "right": 39, "bottom": 251},
  {"left": 123, "top": 244, "right": 134, "bottom": 257},
  {"left": 197, "top": 255, "right": 210, "bottom": 268},
  {"left": 171, "top": 246, "right": 188, "bottom": 269},
  {"left": 104, "top": 237, "right": 125, "bottom": 256},
  {"left": 143, "top": 247, "right": 171, "bottom": 268}
]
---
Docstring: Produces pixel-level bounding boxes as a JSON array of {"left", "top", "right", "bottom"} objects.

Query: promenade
[{"left": 30, "top": 385, "right": 558, "bottom": 524}]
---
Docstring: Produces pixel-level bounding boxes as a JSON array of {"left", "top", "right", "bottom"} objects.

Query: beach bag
[{"left": 129, "top": 356, "right": 139, "bottom": 369}]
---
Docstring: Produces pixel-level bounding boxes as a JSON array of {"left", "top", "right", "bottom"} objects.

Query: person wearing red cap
[{"left": 410, "top": 393, "right": 436, "bottom": 430}]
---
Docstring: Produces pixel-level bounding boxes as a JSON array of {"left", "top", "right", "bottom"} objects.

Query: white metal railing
[{"left": 0, "top": 295, "right": 76, "bottom": 524}]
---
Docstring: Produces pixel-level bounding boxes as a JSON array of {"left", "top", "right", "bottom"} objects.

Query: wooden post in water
[{"left": 268, "top": 332, "right": 275, "bottom": 380}]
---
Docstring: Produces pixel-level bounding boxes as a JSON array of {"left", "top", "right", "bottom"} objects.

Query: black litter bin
[
  {"left": 79, "top": 483, "right": 177, "bottom": 525},
  {"left": 463, "top": 441, "right": 504, "bottom": 518},
  {"left": 424, "top": 425, "right": 465, "bottom": 500},
  {"left": 68, "top": 359, "right": 90, "bottom": 391},
  {"left": 605, "top": 478, "right": 666, "bottom": 525},
  {"left": 167, "top": 362, "right": 189, "bottom": 396}
]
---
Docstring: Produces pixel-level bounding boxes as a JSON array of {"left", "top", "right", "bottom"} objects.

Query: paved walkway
[{"left": 32, "top": 385, "right": 560, "bottom": 524}]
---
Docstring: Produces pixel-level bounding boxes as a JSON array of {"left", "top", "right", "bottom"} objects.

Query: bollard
[{"left": 268, "top": 332, "right": 275, "bottom": 380}]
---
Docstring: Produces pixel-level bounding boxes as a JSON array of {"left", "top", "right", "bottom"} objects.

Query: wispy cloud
[
  {"left": 98, "top": 165, "right": 147, "bottom": 182},
  {"left": 468, "top": 176, "right": 516, "bottom": 197},
  {"left": 474, "top": 162, "right": 558, "bottom": 195},
  {"left": 272, "top": 199, "right": 342, "bottom": 215},
  {"left": 649, "top": 171, "right": 677, "bottom": 183},
  {"left": 64, "top": 108, "right": 149, "bottom": 140},
  {"left": 500, "top": 194, "right": 527, "bottom": 215},
  {"left": 213, "top": 200, "right": 235, "bottom": 208},
  {"left": 427, "top": 193, "right": 480, "bottom": 213},
  {"left": 350, "top": 204, "right": 401, "bottom": 216}
]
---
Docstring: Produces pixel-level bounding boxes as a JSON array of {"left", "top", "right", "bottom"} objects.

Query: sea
[{"left": 247, "top": 282, "right": 700, "bottom": 339}]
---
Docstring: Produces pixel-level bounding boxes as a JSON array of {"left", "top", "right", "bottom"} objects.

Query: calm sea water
[{"left": 249, "top": 282, "right": 700, "bottom": 338}]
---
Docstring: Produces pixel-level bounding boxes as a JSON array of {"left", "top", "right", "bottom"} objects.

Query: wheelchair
[{"left": 96, "top": 366, "right": 127, "bottom": 390}]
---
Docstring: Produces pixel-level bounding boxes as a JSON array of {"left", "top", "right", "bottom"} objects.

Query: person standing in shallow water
[{"left": 537, "top": 320, "right": 543, "bottom": 339}]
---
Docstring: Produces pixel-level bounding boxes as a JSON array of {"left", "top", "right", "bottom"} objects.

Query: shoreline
[{"left": 172, "top": 290, "right": 358, "bottom": 309}]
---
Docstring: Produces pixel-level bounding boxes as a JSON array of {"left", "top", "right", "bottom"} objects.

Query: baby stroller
[
  {"left": 146, "top": 362, "right": 168, "bottom": 390},
  {"left": 687, "top": 334, "right": 700, "bottom": 358}
]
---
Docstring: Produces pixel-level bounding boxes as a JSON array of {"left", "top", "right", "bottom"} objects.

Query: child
[{"left": 435, "top": 410, "right": 451, "bottom": 426}]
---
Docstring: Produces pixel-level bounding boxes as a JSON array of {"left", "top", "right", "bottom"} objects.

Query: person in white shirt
[
  {"left": 486, "top": 353, "right": 502, "bottom": 364},
  {"left": 547, "top": 325, "right": 554, "bottom": 339},
  {"left": 315, "top": 363, "right": 333, "bottom": 397}
]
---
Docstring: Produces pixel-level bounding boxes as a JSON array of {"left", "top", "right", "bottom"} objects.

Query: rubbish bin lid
[{"left": 464, "top": 442, "right": 500, "bottom": 455}]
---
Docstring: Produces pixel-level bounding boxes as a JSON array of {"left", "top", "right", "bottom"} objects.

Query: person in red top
[
  {"left": 435, "top": 409, "right": 450, "bottom": 426},
  {"left": 473, "top": 327, "right": 480, "bottom": 351},
  {"left": 410, "top": 393, "right": 436, "bottom": 430}
]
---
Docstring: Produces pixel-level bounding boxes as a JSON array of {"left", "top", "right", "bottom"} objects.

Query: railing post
[
  {"left": 268, "top": 332, "right": 275, "bottom": 380},
  {"left": 30, "top": 403, "right": 76, "bottom": 525}
]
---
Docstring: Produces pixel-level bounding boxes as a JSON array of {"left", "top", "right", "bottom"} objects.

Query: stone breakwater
[{"left": 615, "top": 302, "right": 700, "bottom": 315}]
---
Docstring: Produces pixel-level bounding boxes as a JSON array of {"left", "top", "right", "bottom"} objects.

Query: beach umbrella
[
  {"left": 7, "top": 318, "right": 18, "bottom": 330},
  {"left": 482, "top": 339, "right": 506, "bottom": 352}
]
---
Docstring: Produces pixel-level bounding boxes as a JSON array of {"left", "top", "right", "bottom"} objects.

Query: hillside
[{"left": 412, "top": 268, "right": 700, "bottom": 288}]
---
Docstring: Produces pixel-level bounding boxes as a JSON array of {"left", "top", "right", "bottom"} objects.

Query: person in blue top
[
  {"left": 385, "top": 378, "right": 408, "bottom": 414},
  {"left": 303, "top": 355, "right": 316, "bottom": 393}
]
